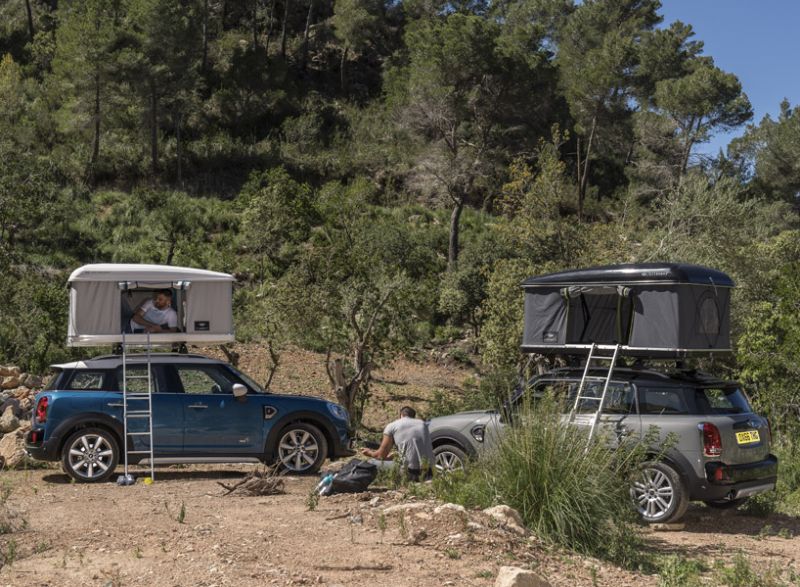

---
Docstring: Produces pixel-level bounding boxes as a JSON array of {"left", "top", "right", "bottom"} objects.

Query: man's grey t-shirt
[{"left": 383, "top": 417, "right": 434, "bottom": 470}]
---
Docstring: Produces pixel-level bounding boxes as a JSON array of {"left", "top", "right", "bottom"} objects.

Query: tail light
[
  {"left": 35, "top": 396, "right": 49, "bottom": 424},
  {"left": 700, "top": 422, "right": 722, "bottom": 457}
]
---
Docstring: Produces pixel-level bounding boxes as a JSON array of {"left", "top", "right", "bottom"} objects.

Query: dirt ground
[
  {"left": 2, "top": 346, "right": 799, "bottom": 586},
  {"left": 1, "top": 465, "right": 800, "bottom": 587}
]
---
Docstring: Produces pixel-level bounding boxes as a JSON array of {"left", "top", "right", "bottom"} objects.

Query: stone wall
[{"left": 0, "top": 365, "right": 44, "bottom": 469}]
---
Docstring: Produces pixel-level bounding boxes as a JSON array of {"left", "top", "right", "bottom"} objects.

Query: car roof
[
  {"left": 51, "top": 353, "right": 225, "bottom": 370},
  {"left": 521, "top": 262, "right": 734, "bottom": 288}
]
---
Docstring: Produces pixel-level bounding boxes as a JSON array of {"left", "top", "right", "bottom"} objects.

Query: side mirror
[{"left": 232, "top": 383, "right": 248, "bottom": 398}]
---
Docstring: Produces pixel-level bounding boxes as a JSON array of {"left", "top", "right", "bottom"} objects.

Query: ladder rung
[
  {"left": 127, "top": 450, "right": 153, "bottom": 454},
  {"left": 127, "top": 432, "right": 152, "bottom": 436},
  {"left": 590, "top": 356, "right": 616, "bottom": 361},
  {"left": 125, "top": 375, "right": 151, "bottom": 380},
  {"left": 126, "top": 409, "right": 151, "bottom": 414},
  {"left": 126, "top": 415, "right": 151, "bottom": 420},
  {"left": 577, "top": 396, "right": 602, "bottom": 401},
  {"left": 125, "top": 394, "right": 151, "bottom": 398}
]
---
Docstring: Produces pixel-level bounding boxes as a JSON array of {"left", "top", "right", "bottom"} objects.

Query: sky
[{"left": 657, "top": 1, "right": 800, "bottom": 155}]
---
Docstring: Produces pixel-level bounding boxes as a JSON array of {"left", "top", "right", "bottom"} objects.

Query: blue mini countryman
[{"left": 25, "top": 353, "right": 353, "bottom": 482}]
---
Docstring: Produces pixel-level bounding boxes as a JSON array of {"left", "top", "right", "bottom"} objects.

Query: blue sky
[{"left": 658, "top": 1, "right": 800, "bottom": 155}]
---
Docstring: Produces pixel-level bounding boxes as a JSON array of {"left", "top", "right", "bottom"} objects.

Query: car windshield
[{"left": 694, "top": 386, "right": 751, "bottom": 415}]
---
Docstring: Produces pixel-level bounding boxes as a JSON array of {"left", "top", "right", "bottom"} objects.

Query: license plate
[{"left": 736, "top": 430, "right": 760, "bottom": 445}]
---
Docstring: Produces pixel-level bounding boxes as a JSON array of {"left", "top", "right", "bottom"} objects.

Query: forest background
[{"left": 0, "top": 0, "right": 799, "bottom": 432}]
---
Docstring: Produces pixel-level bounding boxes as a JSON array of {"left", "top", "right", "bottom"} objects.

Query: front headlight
[
  {"left": 326, "top": 402, "right": 349, "bottom": 422},
  {"left": 470, "top": 425, "right": 485, "bottom": 443}
]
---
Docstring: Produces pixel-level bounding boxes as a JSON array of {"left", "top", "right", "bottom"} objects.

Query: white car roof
[{"left": 68, "top": 264, "right": 234, "bottom": 283}]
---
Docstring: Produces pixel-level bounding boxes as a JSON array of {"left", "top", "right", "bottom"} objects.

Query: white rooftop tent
[{"left": 67, "top": 264, "right": 235, "bottom": 346}]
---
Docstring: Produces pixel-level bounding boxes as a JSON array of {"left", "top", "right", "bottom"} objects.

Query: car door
[
  {"left": 168, "top": 364, "right": 264, "bottom": 455},
  {"left": 111, "top": 365, "right": 184, "bottom": 454},
  {"left": 567, "top": 379, "right": 640, "bottom": 448}
]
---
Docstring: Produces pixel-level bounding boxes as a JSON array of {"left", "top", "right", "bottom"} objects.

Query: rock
[
  {"left": 0, "top": 367, "right": 9, "bottom": 377},
  {"left": 0, "top": 398, "right": 21, "bottom": 418},
  {"left": 8, "top": 366, "right": 21, "bottom": 377},
  {"left": 408, "top": 528, "right": 427, "bottom": 545},
  {"left": 368, "top": 497, "right": 381, "bottom": 507},
  {"left": 383, "top": 502, "right": 429, "bottom": 515},
  {"left": 1, "top": 376, "right": 20, "bottom": 390},
  {"left": 434, "top": 503, "right": 467, "bottom": 516},
  {"left": 483, "top": 505, "right": 526, "bottom": 535},
  {"left": 0, "top": 423, "right": 30, "bottom": 469},
  {"left": 494, "top": 566, "right": 551, "bottom": 587},
  {"left": 0, "top": 407, "right": 20, "bottom": 433},
  {"left": 22, "top": 374, "right": 42, "bottom": 388},
  {"left": 466, "top": 521, "right": 484, "bottom": 531}
]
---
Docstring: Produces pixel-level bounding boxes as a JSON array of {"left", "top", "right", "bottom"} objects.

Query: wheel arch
[
  {"left": 54, "top": 413, "right": 124, "bottom": 457},
  {"left": 263, "top": 411, "right": 338, "bottom": 463},
  {"left": 430, "top": 429, "right": 477, "bottom": 458}
]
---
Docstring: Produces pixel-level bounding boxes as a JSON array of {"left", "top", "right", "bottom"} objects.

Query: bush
[{"left": 433, "top": 394, "right": 648, "bottom": 566}]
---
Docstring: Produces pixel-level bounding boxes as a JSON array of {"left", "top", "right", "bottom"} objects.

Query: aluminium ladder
[
  {"left": 120, "top": 331, "right": 156, "bottom": 484},
  {"left": 570, "top": 342, "right": 621, "bottom": 447}
]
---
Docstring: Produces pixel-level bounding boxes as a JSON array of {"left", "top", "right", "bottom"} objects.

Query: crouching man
[{"left": 361, "top": 406, "right": 435, "bottom": 481}]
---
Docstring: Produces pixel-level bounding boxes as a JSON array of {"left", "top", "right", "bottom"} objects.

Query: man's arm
[
  {"left": 131, "top": 302, "right": 164, "bottom": 333},
  {"left": 361, "top": 434, "right": 394, "bottom": 460}
]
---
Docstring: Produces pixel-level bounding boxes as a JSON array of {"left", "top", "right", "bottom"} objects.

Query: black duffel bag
[{"left": 320, "top": 459, "right": 378, "bottom": 495}]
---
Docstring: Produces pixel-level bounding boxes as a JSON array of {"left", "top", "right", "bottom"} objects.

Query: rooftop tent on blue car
[
  {"left": 520, "top": 263, "right": 734, "bottom": 357},
  {"left": 67, "top": 264, "right": 235, "bottom": 346}
]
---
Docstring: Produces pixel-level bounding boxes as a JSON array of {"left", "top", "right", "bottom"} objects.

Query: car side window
[
  {"left": 113, "top": 366, "right": 159, "bottom": 393},
  {"left": 638, "top": 387, "right": 689, "bottom": 415},
  {"left": 176, "top": 366, "right": 235, "bottom": 395},
  {"left": 66, "top": 371, "right": 107, "bottom": 390},
  {"left": 602, "top": 383, "right": 636, "bottom": 415}
]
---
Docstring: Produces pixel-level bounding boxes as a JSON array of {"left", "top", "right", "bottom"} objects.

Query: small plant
[
  {"left": 2, "top": 539, "right": 17, "bottom": 567},
  {"left": 657, "top": 555, "right": 705, "bottom": 587},
  {"left": 164, "top": 501, "right": 186, "bottom": 524},
  {"left": 714, "top": 553, "right": 761, "bottom": 587},
  {"left": 398, "top": 511, "right": 408, "bottom": 539},
  {"left": 305, "top": 489, "right": 319, "bottom": 511},
  {"left": 475, "top": 570, "right": 493, "bottom": 579},
  {"left": 34, "top": 541, "right": 51, "bottom": 554},
  {"left": 133, "top": 545, "right": 143, "bottom": 559},
  {"left": 377, "top": 513, "right": 387, "bottom": 543},
  {"left": 445, "top": 548, "right": 461, "bottom": 560}
]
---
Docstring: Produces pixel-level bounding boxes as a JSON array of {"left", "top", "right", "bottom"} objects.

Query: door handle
[
  {"left": 188, "top": 404, "right": 208, "bottom": 409},
  {"left": 107, "top": 402, "right": 124, "bottom": 407}
]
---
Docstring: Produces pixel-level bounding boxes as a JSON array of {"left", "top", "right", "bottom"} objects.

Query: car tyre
[
  {"left": 434, "top": 444, "right": 467, "bottom": 473},
  {"left": 275, "top": 422, "right": 328, "bottom": 474},
  {"left": 61, "top": 427, "right": 119, "bottom": 483},
  {"left": 630, "top": 461, "right": 689, "bottom": 524}
]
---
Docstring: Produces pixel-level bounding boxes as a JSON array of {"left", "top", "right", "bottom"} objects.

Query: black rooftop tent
[{"left": 521, "top": 263, "right": 734, "bottom": 357}]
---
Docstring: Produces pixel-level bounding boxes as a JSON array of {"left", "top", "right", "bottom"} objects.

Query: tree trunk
[
  {"left": 577, "top": 115, "right": 597, "bottom": 222},
  {"left": 150, "top": 79, "right": 159, "bottom": 174},
  {"left": 252, "top": 0, "right": 259, "bottom": 51},
  {"left": 339, "top": 44, "right": 348, "bottom": 92},
  {"left": 176, "top": 110, "right": 183, "bottom": 185},
  {"left": 24, "top": 0, "right": 35, "bottom": 43},
  {"left": 201, "top": 0, "right": 209, "bottom": 72},
  {"left": 89, "top": 73, "right": 101, "bottom": 184},
  {"left": 280, "top": 0, "right": 289, "bottom": 59},
  {"left": 447, "top": 197, "right": 464, "bottom": 272},
  {"left": 265, "top": 0, "right": 277, "bottom": 53},
  {"left": 300, "top": 0, "right": 314, "bottom": 71}
]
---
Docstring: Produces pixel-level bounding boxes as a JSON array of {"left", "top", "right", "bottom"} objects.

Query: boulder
[
  {"left": 0, "top": 398, "right": 22, "bottom": 418},
  {"left": 383, "top": 502, "right": 430, "bottom": 515},
  {"left": 483, "top": 505, "right": 527, "bottom": 535},
  {"left": 0, "top": 406, "right": 20, "bottom": 434},
  {"left": 494, "top": 567, "right": 551, "bottom": 587},
  {"left": 0, "top": 366, "right": 10, "bottom": 377},
  {"left": 434, "top": 503, "right": 467, "bottom": 516},
  {"left": 0, "top": 423, "right": 31, "bottom": 469},
  {"left": 1, "top": 376, "right": 20, "bottom": 390}
]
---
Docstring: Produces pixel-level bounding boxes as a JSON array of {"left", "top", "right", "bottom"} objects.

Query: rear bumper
[
  {"left": 24, "top": 428, "right": 61, "bottom": 462},
  {"left": 699, "top": 454, "right": 778, "bottom": 500}
]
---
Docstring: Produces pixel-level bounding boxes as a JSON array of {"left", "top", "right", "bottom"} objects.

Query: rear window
[
  {"left": 639, "top": 387, "right": 689, "bottom": 415},
  {"left": 64, "top": 370, "right": 110, "bottom": 390},
  {"left": 694, "top": 387, "right": 751, "bottom": 415}
]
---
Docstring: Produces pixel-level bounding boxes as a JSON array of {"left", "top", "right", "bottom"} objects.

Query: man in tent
[{"left": 129, "top": 289, "right": 179, "bottom": 333}]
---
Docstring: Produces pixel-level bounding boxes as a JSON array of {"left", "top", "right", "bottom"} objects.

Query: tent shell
[
  {"left": 521, "top": 263, "right": 734, "bottom": 358},
  {"left": 67, "top": 264, "right": 235, "bottom": 346}
]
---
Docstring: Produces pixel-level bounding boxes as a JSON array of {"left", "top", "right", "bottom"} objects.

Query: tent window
[
  {"left": 565, "top": 292, "right": 633, "bottom": 345},
  {"left": 696, "top": 293, "right": 720, "bottom": 336},
  {"left": 120, "top": 287, "right": 186, "bottom": 333}
]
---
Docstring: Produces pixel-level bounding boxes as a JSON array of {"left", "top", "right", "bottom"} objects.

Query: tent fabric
[
  {"left": 67, "top": 264, "right": 235, "bottom": 346},
  {"left": 522, "top": 278, "right": 732, "bottom": 356}
]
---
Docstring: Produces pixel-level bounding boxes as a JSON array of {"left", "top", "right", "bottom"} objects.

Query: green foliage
[
  {"left": 433, "top": 394, "right": 648, "bottom": 567},
  {"left": 656, "top": 555, "right": 706, "bottom": 587}
]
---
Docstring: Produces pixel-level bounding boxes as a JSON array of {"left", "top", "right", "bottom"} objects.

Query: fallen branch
[
  {"left": 314, "top": 564, "right": 393, "bottom": 572},
  {"left": 218, "top": 467, "right": 285, "bottom": 496}
]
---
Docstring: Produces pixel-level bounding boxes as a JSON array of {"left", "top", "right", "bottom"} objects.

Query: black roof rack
[{"left": 522, "top": 263, "right": 734, "bottom": 288}]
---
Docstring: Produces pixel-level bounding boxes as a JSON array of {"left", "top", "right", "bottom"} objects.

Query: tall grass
[{"left": 433, "top": 394, "right": 648, "bottom": 566}]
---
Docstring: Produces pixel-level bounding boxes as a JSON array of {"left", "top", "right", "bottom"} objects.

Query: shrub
[{"left": 433, "top": 394, "right": 648, "bottom": 566}]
